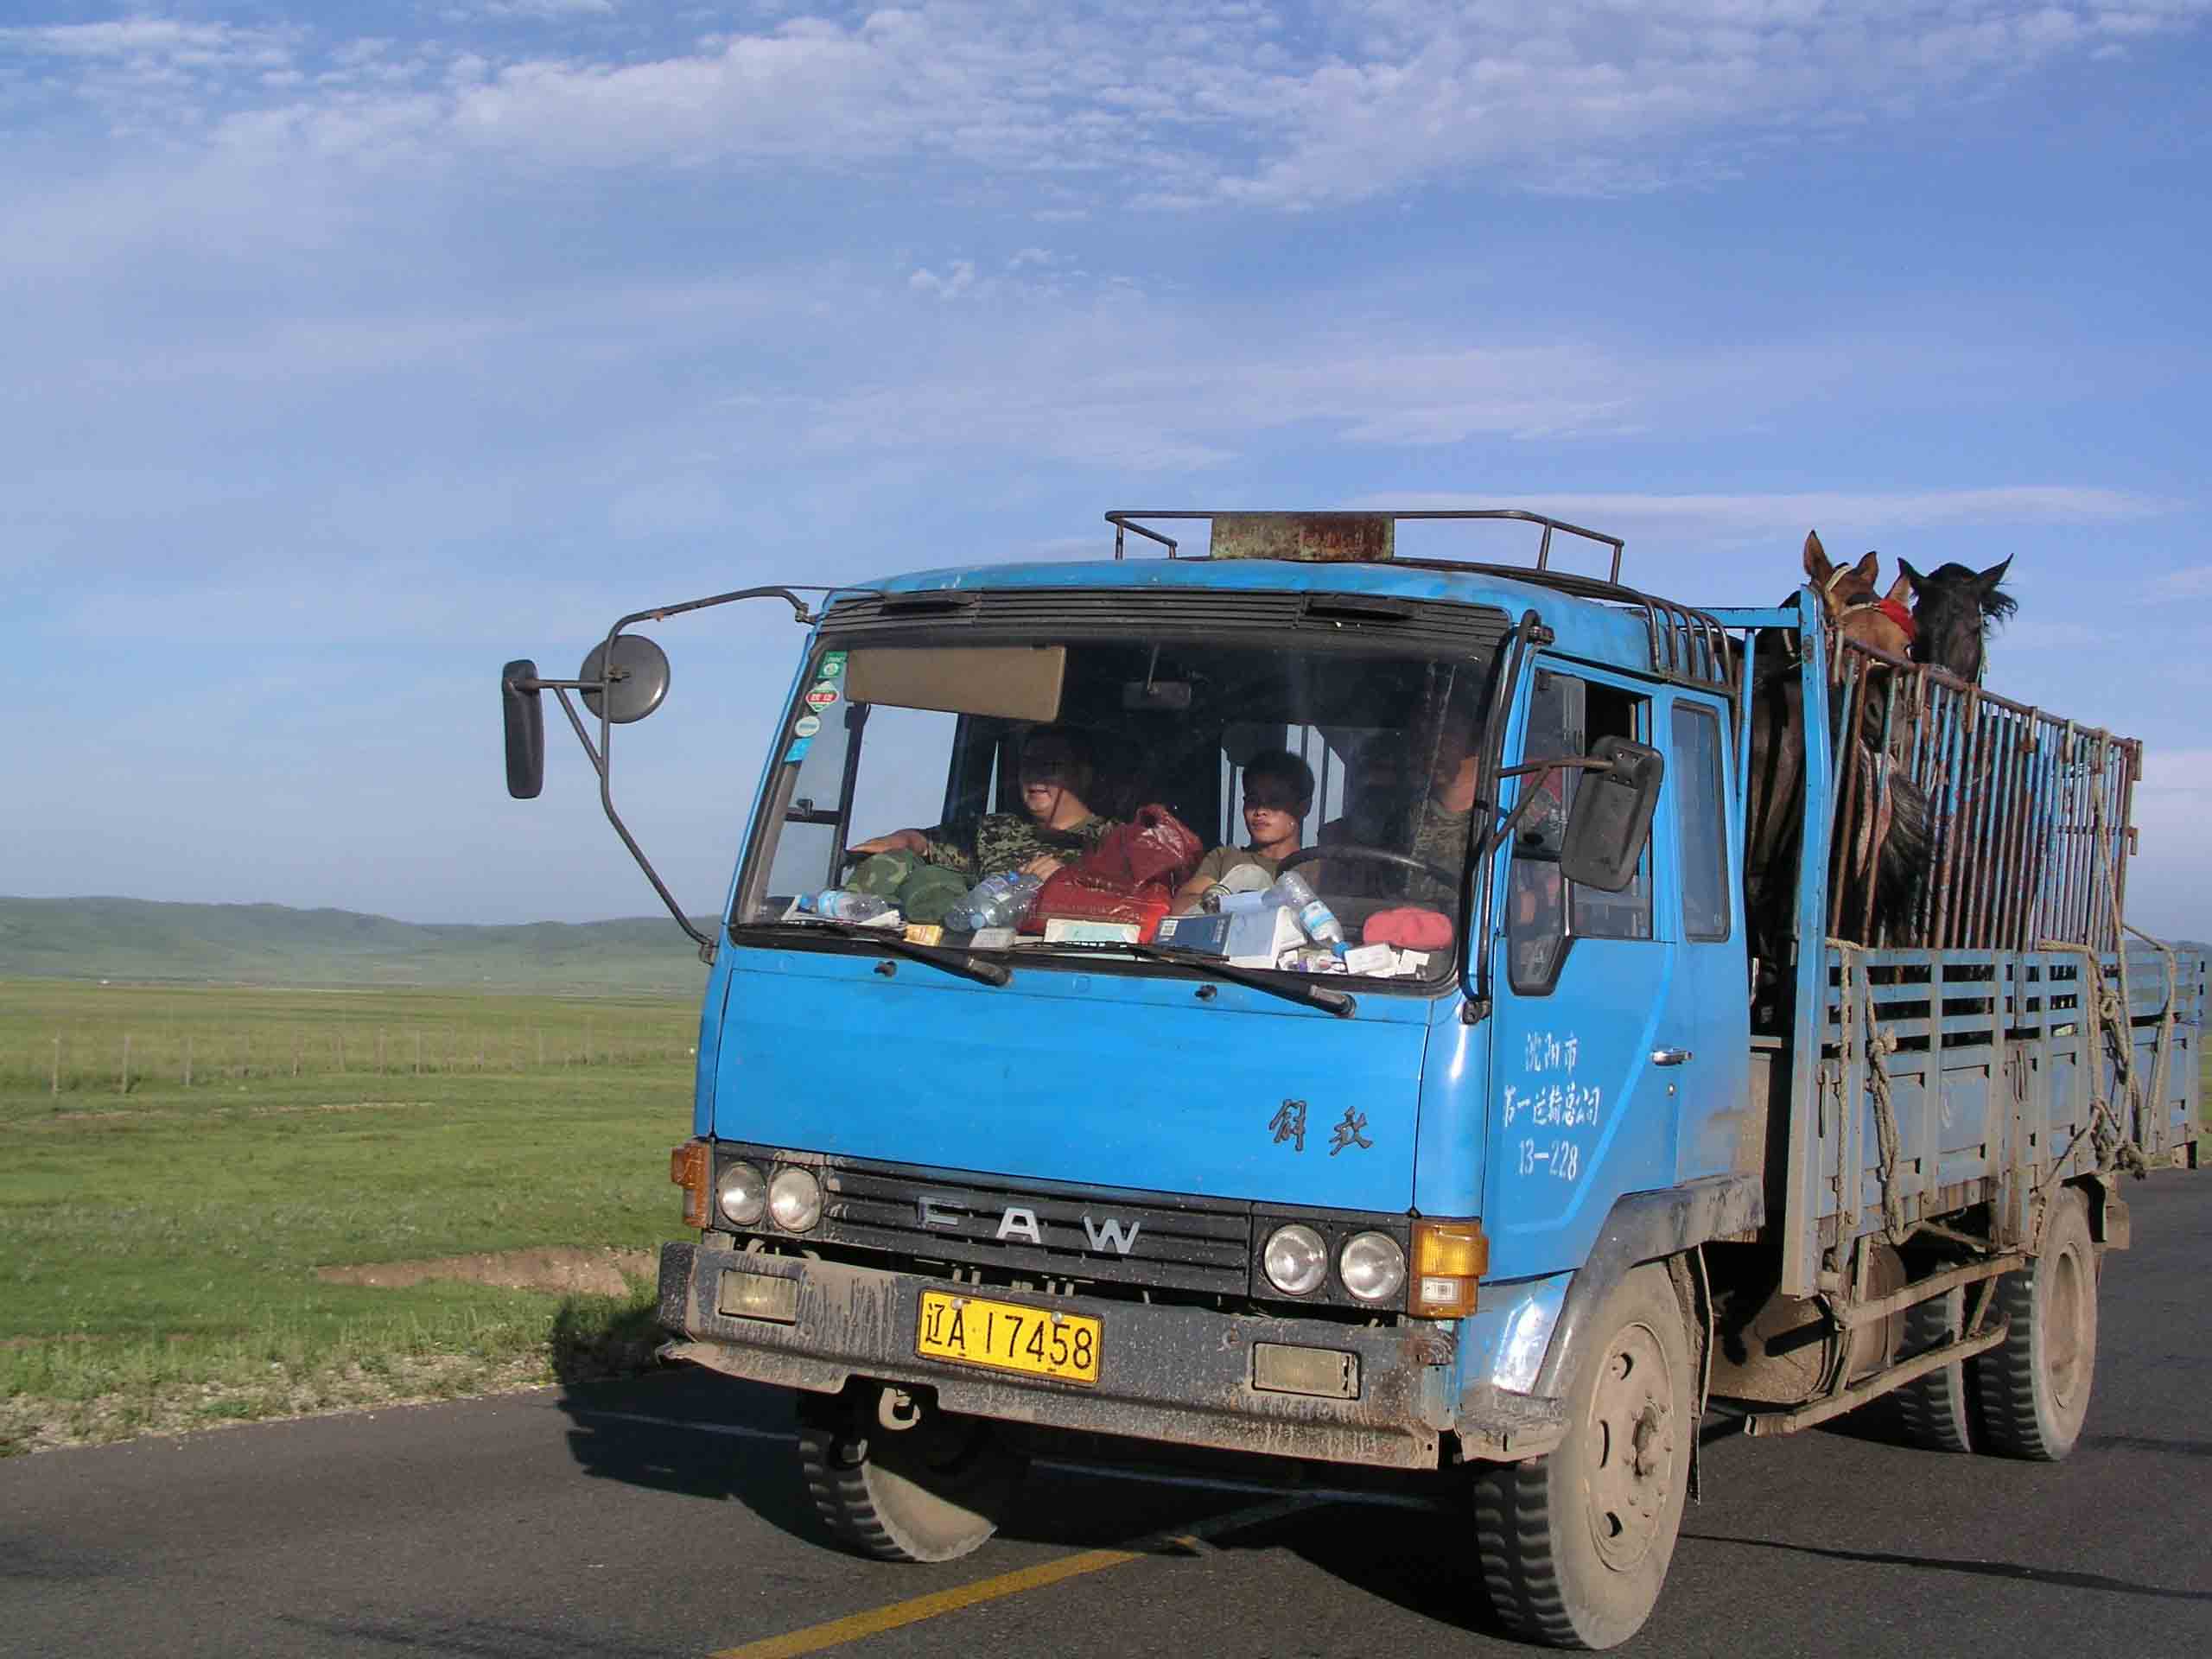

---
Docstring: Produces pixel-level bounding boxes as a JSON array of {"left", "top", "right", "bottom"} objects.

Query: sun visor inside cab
[{"left": 844, "top": 645, "right": 1066, "bottom": 721}]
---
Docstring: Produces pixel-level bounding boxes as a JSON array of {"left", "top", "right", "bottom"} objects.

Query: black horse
[{"left": 1897, "top": 556, "right": 2016, "bottom": 681}]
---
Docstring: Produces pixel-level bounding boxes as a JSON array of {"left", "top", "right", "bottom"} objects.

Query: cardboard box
[
  {"left": 1154, "top": 912, "right": 1234, "bottom": 955},
  {"left": 1043, "top": 917, "right": 1144, "bottom": 945},
  {"left": 1226, "top": 906, "right": 1305, "bottom": 969}
]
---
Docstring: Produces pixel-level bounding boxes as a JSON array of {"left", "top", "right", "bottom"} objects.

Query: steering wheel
[{"left": 1280, "top": 843, "right": 1460, "bottom": 893}]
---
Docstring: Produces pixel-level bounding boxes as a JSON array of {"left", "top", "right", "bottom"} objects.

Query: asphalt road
[{"left": 8, "top": 1173, "right": 2209, "bottom": 1658}]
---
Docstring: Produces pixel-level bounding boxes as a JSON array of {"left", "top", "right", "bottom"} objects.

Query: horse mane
[{"left": 1920, "top": 562, "right": 2018, "bottom": 630}]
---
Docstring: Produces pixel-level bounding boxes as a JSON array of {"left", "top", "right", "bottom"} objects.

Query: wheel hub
[{"left": 1585, "top": 1324, "right": 1675, "bottom": 1572}]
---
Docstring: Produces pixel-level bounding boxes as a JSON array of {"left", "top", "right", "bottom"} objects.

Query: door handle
[{"left": 1650, "top": 1047, "right": 1693, "bottom": 1067}]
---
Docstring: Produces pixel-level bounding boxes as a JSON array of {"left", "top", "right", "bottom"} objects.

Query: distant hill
[{"left": 0, "top": 897, "right": 713, "bottom": 993}]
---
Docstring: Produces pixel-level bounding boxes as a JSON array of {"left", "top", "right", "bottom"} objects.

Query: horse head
[
  {"left": 1802, "top": 531, "right": 1915, "bottom": 660},
  {"left": 1896, "top": 556, "right": 2016, "bottom": 683}
]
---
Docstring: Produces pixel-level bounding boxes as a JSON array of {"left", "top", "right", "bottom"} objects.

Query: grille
[
  {"left": 818, "top": 588, "right": 1509, "bottom": 658},
  {"left": 718, "top": 1146, "right": 1257, "bottom": 1295}
]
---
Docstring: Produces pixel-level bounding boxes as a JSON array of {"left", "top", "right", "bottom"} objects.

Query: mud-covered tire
[
  {"left": 1894, "top": 1284, "right": 1975, "bottom": 1453},
  {"left": 1974, "top": 1187, "right": 2098, "bottom": 1461},
  {"left": 796, "top": 1386, "right": 1026, "bottom": 1563},
  {"left": 1472, "top": 1263, "right": 1692, "bottom": 1650}
]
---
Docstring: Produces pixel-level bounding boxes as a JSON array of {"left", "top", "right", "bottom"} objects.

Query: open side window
[{"left": 1506, "top": 670, "right": 1656, "bottom": 995}]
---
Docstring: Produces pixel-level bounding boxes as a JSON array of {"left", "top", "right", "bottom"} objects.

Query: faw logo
[{"left": 916, "top": 1198, "right": 1142, "bottom": 1255}]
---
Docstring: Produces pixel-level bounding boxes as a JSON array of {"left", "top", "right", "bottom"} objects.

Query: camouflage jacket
[
  {"left": 1318, "top": 800, "right": 1472, "bottom": 909},
  {"left": 1404, "top": 804, "right": 1475, "bottom": 908},
  {"left": 915, "top": 811, "right": 1117, "bottom": 879}
]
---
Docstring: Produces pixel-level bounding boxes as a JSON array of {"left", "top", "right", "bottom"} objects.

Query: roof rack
[
  {"left": 1103, "top": 507, "right": 1626, "bottom": 584},
  {"left": 1100, "top": 507, "right": 1732, "bottom": 694}
]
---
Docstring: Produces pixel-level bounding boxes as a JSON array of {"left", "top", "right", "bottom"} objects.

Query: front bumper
[{"left": 658, "top": 1240, "right": 1453, "bottom": 1471}]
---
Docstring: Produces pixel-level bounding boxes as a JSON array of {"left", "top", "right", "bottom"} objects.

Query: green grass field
[{"left": 1, "top": 981, "right": 700, "bottom": 1454}]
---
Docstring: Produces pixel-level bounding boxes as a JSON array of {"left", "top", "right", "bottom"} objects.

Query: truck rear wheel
[
  {"left": 1893, "top": 1285, "right": 1974, "bottom": 1453},
  {"left": 1472, "top": 1263, "right": 1691, "bottom": 1650},
  {"left": 1974, "top": 1186, "right": 2098, "bottom": 1461},
  {"left": 796, "top": 1385, "right": 1026, "bottom": 1563}
]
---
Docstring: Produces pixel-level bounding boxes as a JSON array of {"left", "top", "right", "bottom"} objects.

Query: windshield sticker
[
  {"left": 1328, "top": 1108, "right": 1373, "bottom": 1156},
  {"left": 1268, "top": 1099, "right": 1308, "bottom": 1153},
  {"left": 818, "top": 652, "right": 846, "bottom": 677},
  {"left": 1504, "top": 1028, "right": 1600, "bottom": 1185},
  {"left": 782, "top": 739, "right": 813, "bottom": 764},
  {"left": 804, "top": 681, "right": 841, "bottom": 709},
  {"left": 792, "top": 715, "right": 822, "bottom": 739}
]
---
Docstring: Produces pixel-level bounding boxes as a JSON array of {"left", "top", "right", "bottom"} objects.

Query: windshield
[{"left": 732, "top": 616, "right": 1500, "bottom": 988}]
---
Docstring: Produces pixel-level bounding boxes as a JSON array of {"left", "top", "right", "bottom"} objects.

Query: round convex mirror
[{"left": 578, "top": 633, "right": 671, "bottom": 724}]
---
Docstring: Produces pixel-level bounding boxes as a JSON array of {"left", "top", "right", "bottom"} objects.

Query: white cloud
[
  {"left": 909, "top": 260, "right": 978, "bottom": 300},
  {"left": 2145, "top": 564, "right": 2212, "bottom": 598},
  {"left": 8, "top": 4, "right": 2206, "bottom": 208}
]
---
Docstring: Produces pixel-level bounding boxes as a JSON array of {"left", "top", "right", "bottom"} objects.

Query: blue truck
[{"left": 501, "top": 510, "right": 2203, "bottom": 1648}]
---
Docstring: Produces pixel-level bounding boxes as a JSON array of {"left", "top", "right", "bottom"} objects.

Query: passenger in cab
[
  {"left": 1171, "top": 748, "right": 1313, "bottom": 914},
  {"left": 849, "top": 725, "right": 1117, "bottom": 880}
]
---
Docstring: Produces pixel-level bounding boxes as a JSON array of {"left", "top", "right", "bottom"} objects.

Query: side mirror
[
  {"left": 502, "top": 659, "right": 545, "bottom": 800},
  {"left": 579, "top": 632, "right": 671, "bottom": 724},
  {"left": 1559, "top": 737, "right": 1662, "bottom": 893}
]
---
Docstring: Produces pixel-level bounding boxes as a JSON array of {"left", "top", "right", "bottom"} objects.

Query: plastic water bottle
[
  {"left": 798, "top": 889, "right": 895, "bottom": 923},
  {"left": 946, "top": 872, "right": 1043, "bottom": 932},
  {"left": 1200, "top": 863, "right": 1276, "bottom": 912},
  {"left": 1267, "top": 870, "right": 1346, "bottom": 955}
]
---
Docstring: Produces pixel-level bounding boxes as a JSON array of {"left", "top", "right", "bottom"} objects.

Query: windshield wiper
[
  {"left": 1122, "top": 943, "right": 1356, "bottom": 1018},
  {"left": 754, "top": 918, "right": 1010, "bottom": 987}
]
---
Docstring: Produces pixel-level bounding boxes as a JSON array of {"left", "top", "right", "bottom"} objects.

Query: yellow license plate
[{"left": 916, "top": 1290, "right": 1102, "bottom": 1385}]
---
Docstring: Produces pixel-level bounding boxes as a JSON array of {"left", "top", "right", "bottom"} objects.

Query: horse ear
[
  {"left": 1802, "top": 531, "right": 1832, "bottom": 582},
  {"left": 1977, "top": 556, "right": 2013, "bottom": 589},
  {"left": 1852, "top": 551, "right": 1879, "bottom": 586},
  {"left": 1896, "top": 557, "right": 1927, "bottom": 594},
  {"left": 1885, "top": 572, "right": 1910, "bottom": 605}
]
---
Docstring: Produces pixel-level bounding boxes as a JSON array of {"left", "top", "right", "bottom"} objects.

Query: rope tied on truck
[
  {"left": 1829, "top": 938, "right": 1915, "bottom": 1248},
  {"left": 2036, "top": 760, "right": 2168, "bottom": 1183}
]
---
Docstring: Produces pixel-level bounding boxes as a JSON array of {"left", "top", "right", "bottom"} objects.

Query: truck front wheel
[
  {"left": 1472, "top": 1262, "right": 1692, "bottom": 1649},
  {"left": 796, "top": 1384, "right": 1027, "bottom": 1563},
  {"left": 1974, "top": 1186, "right": 2098, "bottom": 1461}
]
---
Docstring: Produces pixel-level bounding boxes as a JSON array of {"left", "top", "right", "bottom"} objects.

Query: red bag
[{"left": 1028, "top": 804, "right": 1204, "bottom": 942}]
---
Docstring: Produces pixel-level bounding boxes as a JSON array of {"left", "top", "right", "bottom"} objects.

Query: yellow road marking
[{"left": 709, "top": 1493, "right": 1319, "bottom": 1659}]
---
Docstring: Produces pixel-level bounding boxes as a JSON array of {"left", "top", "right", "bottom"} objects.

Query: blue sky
[{"left": 5, "top": 3, "right": 2209, "bottom": 935}]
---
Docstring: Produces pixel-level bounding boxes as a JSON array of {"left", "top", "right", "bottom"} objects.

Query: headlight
[
  {"left": 767, "top": 1166, "right": 823, "bottom": 1232},
  {"left": 1339, "top": 1230, "right": 1407, "bottom": 1304},
  {"left": 1262, "top": 1224, "right": 1327, "bottom": 1296},
  {"left": 715, "top": 1160, "right": 766, "bottom": 1227}
]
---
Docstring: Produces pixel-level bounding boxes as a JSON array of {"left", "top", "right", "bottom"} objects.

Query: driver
[
  {"left": 849, "top": 725, "right": 1117, "bottom": 880},
  {"left": 1171, "top": 748, "right": 1313, "bottom": 913},
  {"left": 1317, "top": 698, "right": 1484, "bottom": 910}
]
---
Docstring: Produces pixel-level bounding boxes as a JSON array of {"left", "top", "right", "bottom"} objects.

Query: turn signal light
[
  {"left": 671, "top": 1140, "right": 710, "bottom": 1230},
  {"left": 1410, "top": 1219, "right": 1488, "bottom": 1318}
]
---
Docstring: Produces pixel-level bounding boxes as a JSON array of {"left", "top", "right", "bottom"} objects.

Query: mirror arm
[{"left": 550, "top": 687, "right": 718, "bottom": 963}]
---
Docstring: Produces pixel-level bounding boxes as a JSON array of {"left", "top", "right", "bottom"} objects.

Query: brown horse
[{"left": 1745, "top": 533, "right": 1930, "bottom": 1025}]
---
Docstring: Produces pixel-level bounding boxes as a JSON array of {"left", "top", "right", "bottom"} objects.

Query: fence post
[
  {"left": 413, "top": 1031, "right": 423, "bottom": 1075},
  {"left": 121, "top": 1033, "right": 131, "bottom": 1096},
  {"left": 52, "top": 1034, "right": 60, "bottom": 1096},
  {"left": 185, "top": 1035, "right": 194, "bottom": 1089}
]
